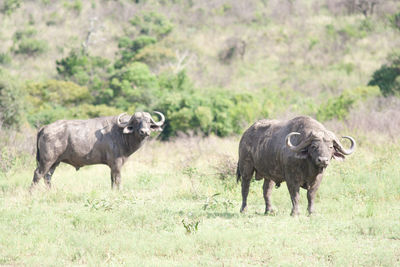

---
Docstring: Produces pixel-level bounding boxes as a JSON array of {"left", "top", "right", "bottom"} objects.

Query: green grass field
[{"left": 0, "top": 135, "right": 399, "bottom": 266}]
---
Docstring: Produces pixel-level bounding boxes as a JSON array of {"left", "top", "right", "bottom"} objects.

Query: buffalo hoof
[
  {"left": 264, "top": 208, "right": 276, "bottom": 216},
  {"left": 307, "top": 210, "right": 316, "bottom": 217},
  {"left": 240, "top": 206, "right": 247, "bottom": 213},
  {"left": 290, "top": 211, "right": 300, "bottom": 217}
]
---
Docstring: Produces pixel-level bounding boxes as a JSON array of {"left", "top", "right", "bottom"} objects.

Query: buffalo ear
[
  {"left": 333, "top": 151, "right": 345, "bottom": 161},
  {"left": 294, "top": 148, "right": 309, "bottom": 159},
  {"left": 123, "top": 125, "right": 135, "bottom": 134},
  {"left": 150, "top": 124, "right": 163, "bottom": 132}
]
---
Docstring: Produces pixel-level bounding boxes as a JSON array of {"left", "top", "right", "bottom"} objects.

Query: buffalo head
[
  {"left": 285, "top": 131, "right": 355, "bottom": 168},
  {"left": 117, "top": 111, "right": 165, "bottom": 138}
]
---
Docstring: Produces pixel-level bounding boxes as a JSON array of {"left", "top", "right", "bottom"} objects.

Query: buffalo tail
[
  {"left": 236, "top": 163, "right": 241, "bottom": 183},
  {"left": 36, "top": 127, "right": 44, "bottom": 166}
]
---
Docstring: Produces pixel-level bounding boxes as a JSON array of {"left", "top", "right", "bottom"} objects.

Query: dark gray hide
[
  {"left": 237, "top": 116, "right": 355, "bottom": 216},
  {"left": 31, "top": 111, "right": 165, "bottom": 190}
]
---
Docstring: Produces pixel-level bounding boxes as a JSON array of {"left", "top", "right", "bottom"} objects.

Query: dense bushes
[
  {"left": 316, "top": 86, "right": 380, "bottom": 121},
  {"left": 2, "top": 6, "right": 393, "bottom": 139},
  {"left": 368, "top": 52, "right": 400, "bottom": 96},
  {"left": 26, "top": 80, "right": 93, "bottom": 126},
  {"left": 0, "top": 69, "right": 25, "bottom": 128}
]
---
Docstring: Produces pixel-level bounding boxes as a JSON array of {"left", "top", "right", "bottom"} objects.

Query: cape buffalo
[
  {"left": 31, "top": 111, "right": 165, "bottom": 190},
  {"left": 237, "top": 116, "right": 355, "bottom": 216}
]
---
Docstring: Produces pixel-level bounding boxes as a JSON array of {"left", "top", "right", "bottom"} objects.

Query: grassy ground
[{"left": 0, "top": 135, "right": 399, "bottom": 266}]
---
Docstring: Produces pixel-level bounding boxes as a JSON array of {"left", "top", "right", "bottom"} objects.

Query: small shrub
[
  {"left": 218, "top": 37, "right": 246, "bottom": 64},
  {"left": 1, "top": 0, "right": 21, "bottom": 15},
  {"left": 181, "top": 218, "right": 199, "bottom": 234},
  {"left": 13, "top": 28, "right": 37, "bottom": 41},
  {"left": 213, "top": 154, "right": 237, "bottom": 180},
  {"left": 14, "top": 38, "right": 48, "bottom": 56},
  {"left": 0, "top": 147, "right": 17, "bottom": 173},
  {"left": 64, "top": 0, "right": 83, "bottom": 15},
  {"left": 202, "top": 193, "right": 234, "bottom": 211},
  {"left": 389, "top": 12, "right": 400, "bottom": 31},
  {"left": 0, "top": 53, "right": 12, "bottom": 65}
]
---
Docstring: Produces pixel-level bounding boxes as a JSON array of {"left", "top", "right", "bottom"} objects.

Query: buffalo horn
[
  {"left": 286, "top": 132, "right": 311, "bottom": 152},
  {"left": 117, "top": 113, "right": 129, "bottom": 128},
  {"left": 335, "top": 136, "right": 356, "bottom": 155},
  {"left": 151, "top": 111, "right": 165, "bottom": 127}
]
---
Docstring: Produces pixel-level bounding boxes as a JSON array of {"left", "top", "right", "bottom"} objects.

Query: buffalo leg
[
  {"left": 44, "top": 162, "right": 60, "bottom": 189},
  {"left": 110, "top": 159, "right": 124, "bottom": 190},
  {"left": 287, "top": 182, "right": 300, "bottom": 216},
  {"left": 263, "top": 179, "right": 275, "bottom": 214},
  {"left": 111, "top": 170, "right": 121, "bottom": 190},
  {"left": 240, "top": 167, "right": 254, "bottom": 213},
  {"left": 30, "top": 161, "right": 54, "bottom": 190},
  {"left": 307, "top": 174, "right": 323, "bottom": 215}
]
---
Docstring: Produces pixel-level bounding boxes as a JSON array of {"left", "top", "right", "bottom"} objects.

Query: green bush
[
  {"left": 0, "top": 53, "right": 12, "bottom": 65},
  {"left": 155, "top": 83, "right": 262, "bottom": 138},
  {"left": 389, "top": 12, "right": 400, "bottom": 31},
  {"left": 316, "top": 86, "right": 381, "bottom": 121},
  {"left": 109, "top": 62, "right": 158, "bottom": 110},
  {"left": 1, "top": 0, "right": 21, "bottom": 15},
  {"left": 14, "top": 38, "right": 48, "bottom": 56},
  {"left": 27, "top": 105, "right": 72, "bottom": 127},
  {"left": 130, "top": 11, "right": 173, "bottom": 38},
  {"left": 75, "top": 104, "right": 122, "bottom": 118},
  {"left": 115, "top": 36, "right": 157, "bottom": 68},
  {"left": 63, "top": 0, "right": 82, "bottom": 14},
  {"left": 134, "top": 44, "right": 175, "bottom": 67},
  {"left": 56, "top": 50, "right": 111, "bottom": 101},
  {"left": 26, "top": 80, "right": 92, "bottom": 108},
  {"left": 368, "top": 52, "right": 400, "bottom": 96},
  {"left": 0, "top": 69, "right": 25, "bottom": 128}
]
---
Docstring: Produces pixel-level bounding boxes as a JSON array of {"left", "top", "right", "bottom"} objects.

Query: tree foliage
[{"left": 368, "top": 52, "right": 400, "bottom": 96}]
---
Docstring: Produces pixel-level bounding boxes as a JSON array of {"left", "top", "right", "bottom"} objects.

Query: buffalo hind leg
[
  {"left": 30, "top": 161, "right": 54, "bottom": 191},
  {"left": 263, "top": 179, "right": 275, "bottom": 215},
  {"left": 240, "top": 167, "right": 254, "bottom": 213},
  {"left": 44, "top": 162, "right": 60, "bottom": 189},
  {"left": 287, "top": 181, "right": 300, "bottom": 216}
]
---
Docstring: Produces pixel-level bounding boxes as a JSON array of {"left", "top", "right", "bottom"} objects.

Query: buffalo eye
[{"left": 310, "top": 144, "right": 317, "bottom": 150}]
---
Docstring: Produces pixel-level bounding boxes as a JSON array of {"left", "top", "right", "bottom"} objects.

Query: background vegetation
[{"left": 0, "top": 0, "right": 400, "bottom": 265}]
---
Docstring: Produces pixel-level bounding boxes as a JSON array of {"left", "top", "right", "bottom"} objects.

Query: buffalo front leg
[
  {"left": 110, "top": 159, "right": 124, "bottom": 190},
  {"left": 110, "top": 169, "right": 122, "bottom": 190},
  {"left": 263, "top": 179, "right": 275, "bottom": 214},
  {"left": 286, "top": 182, "right": 300, "bottom": 216},
  {"left": 307, "top": 174, "right": 323, "bottom": 215}
]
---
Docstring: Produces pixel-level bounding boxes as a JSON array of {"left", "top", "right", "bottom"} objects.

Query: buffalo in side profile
[
  {"left": 31, "top": 111, "right": 165, "bottom": 190},
  {"left": 237, "top": 116, "right": 355, "bottom": 216}
]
